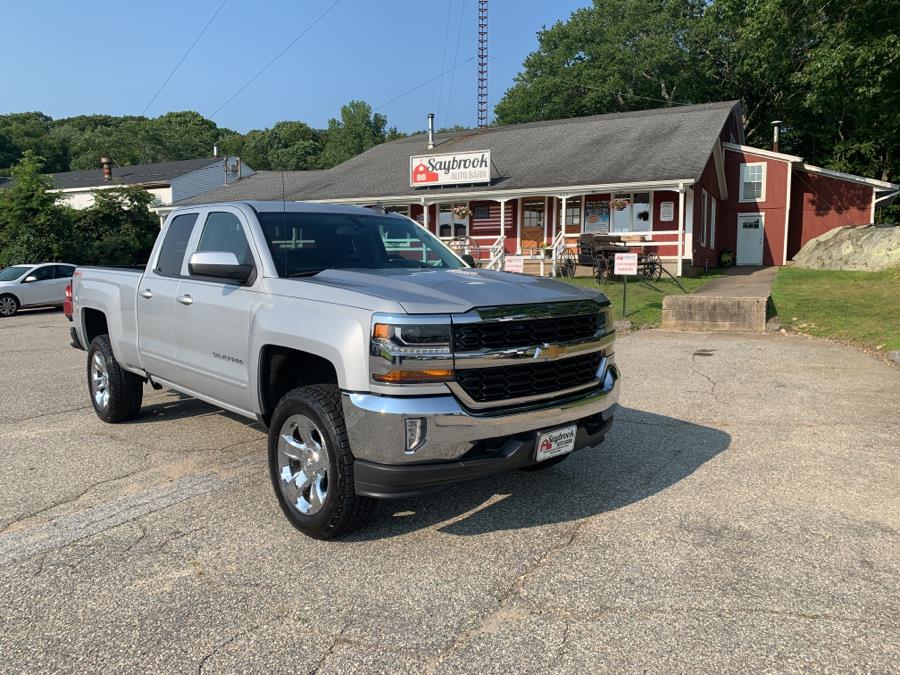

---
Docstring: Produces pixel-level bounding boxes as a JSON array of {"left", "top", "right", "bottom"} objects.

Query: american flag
[{"left": 470, "top": 202, "right": 515, "bottom": 234}]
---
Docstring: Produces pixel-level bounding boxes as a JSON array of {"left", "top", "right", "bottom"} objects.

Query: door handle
[
  {"left": 140, "top": 289, "right": 153, "bottom": 299},
  {"left": 177, "top": 294, "right": 193, "bottom": 305}
]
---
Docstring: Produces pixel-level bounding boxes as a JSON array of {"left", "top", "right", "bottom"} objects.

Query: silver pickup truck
[{"left": 69, "top": 201, "right": 620, "bottom": 538}]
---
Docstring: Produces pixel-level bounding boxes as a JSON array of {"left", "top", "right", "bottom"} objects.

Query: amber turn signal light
[{"left": 372, "top": 369, "right": 453, "bottom": 384}]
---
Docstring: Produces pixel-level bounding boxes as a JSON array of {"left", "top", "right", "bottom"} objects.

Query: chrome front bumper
[{"left": 341, "top": 360, "right": 620, "bottom": 466}]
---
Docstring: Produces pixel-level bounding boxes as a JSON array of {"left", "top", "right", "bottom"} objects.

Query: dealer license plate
[{"left": 535, "top": 425, "right": 577, "bottom": 462}]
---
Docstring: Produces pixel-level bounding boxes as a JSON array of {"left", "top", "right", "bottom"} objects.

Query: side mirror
[
  {"left": 188, "top": 251, "right": 253, "bottom": 283},
  {"left": 23, "top": 275, "right": 38, "bottom": 283},
  {"left": 460, "top": 254, "right": 477, "bottom": 268}
]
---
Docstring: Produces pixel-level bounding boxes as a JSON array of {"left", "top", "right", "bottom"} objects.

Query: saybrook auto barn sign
[{"left": 410, "top": 150, "right": 491, "bottom": 187}]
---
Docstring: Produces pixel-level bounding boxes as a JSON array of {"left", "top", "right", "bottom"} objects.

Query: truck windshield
[
  {"left": 257, "top": 212, "right": 465, "bottom": 277},
  {"left": 0, "top": 265, "right": 32, "bottom": 281}
]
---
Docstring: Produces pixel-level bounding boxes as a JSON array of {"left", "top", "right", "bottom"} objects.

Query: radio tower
[{"left": 477, "top": 0, "right": 488, "bottom": 128}]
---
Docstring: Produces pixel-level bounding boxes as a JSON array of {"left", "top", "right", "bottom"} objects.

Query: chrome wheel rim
[
  {"left": 277, "top": 414, "right": 330, "bottom": 516},
  {"left": 90, "top": 352, "right": 110, "bottom": 410},
  {"left": 0, "top": 297, "right": 15, "bottom": 316}
]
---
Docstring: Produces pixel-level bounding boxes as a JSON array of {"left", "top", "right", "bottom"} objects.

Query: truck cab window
[
  {"left": 155, "top": 213, "right": 199, "bottom": 276},
  {"left": 196, "top": 212, "right": 253, "bottom": 266}
]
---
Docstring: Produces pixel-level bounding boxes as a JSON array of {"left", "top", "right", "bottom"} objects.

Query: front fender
[{"left": 249, "top": 297, "right": 373, "bottom": 403}]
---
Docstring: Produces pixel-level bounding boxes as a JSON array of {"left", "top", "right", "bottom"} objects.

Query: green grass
[
  {"left": 561, "top": 274, "right": 719, "bottom": 327},
  {"left": 771, "top": 267, "right": 900, "bottom": 352}
]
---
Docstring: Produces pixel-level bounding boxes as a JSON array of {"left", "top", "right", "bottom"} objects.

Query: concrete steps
[
  {"left": 661, "top": 295, "right": 768, "bottom": 332},
  {"left": 661, "top": 266, "right": 777, "bottom": 332}
]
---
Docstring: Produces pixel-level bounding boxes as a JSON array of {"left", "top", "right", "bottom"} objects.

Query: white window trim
[
  {"left": 710, "top": 198, "right": 717, "bottom": 248},
  {"left": 739, "top": 162, "right": 767, "bottom": 203},
  {"left": 436, "top": 201, "right": 470, "bottom": 240},
  {"left": 609, "top": 191, "right": 654, "bottom": 233}
]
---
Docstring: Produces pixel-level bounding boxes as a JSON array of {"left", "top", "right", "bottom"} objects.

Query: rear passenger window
[
  {"left": 195, "top": 212, "right": 253, "bottom": 266},
  {"left": 155, "top": 213, "right": 198, "bottom": 276},
  {"left": 53, "top": 265, "right": 75, "bottom": 279},
  {"left": 28, "top": 266, "right": 54, "bottom": 281}
]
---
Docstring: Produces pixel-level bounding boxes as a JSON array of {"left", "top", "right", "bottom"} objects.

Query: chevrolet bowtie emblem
[{"left": 534, "top": 343, "right": 561, "bottom": 359}]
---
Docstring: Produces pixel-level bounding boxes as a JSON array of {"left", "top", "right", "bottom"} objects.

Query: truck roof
[{"left": 171, "top": 200, "right": 401, "bottom": 217}]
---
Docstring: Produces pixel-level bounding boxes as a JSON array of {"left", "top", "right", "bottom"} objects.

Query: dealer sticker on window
[{"left": 535, "top": 425, "right": 577, "bottom": 462}]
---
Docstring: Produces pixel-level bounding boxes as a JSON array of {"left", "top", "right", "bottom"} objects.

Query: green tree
[
  {"left": 72, "top": 187, "right": 159, "bottom": 266},
  {"left": 494, "top": 0, "right": 707, "bottom": 125},
  {"left": 0, "top": 112, "right": 68, "bottom": 173},
  {"left": 227, "top": 121, "right": 325, "bottom": 170},
  {"left": 319, "top": 100, "right": 388, "bottom": 168},
  {"left": 494, "top": 0, "right": 898, "bottom": 217},
  {"left": 0, "top": 151, "right": 72, "bottom": 264},
  {"left": 154, "top": 111, "right": 221, "bottom": 160}
]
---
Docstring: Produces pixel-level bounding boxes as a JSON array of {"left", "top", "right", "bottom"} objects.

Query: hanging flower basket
[
  {"left": 451, "top": 205, "right": 472, "bottom": 220},
  {"left": 609, "top": 198, "right": 631, "bottom": 210}
]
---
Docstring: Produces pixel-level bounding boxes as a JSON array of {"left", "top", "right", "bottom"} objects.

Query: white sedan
[{"left": 0, "top": 263, "right": 76, "bottom": 317}]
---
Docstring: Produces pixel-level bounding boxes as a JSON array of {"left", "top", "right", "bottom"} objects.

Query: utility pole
[{"left": 477, "top": 0, "right": 488, "bottom": 128}]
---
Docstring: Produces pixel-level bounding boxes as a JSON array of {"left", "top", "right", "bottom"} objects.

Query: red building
[{"left": 175, "top": 101, "right": 898, "bottom": 275}]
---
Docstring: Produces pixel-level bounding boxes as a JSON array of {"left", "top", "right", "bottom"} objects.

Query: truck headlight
[{"left": 370, "top": 316, "right": 453, "bottom": 384}]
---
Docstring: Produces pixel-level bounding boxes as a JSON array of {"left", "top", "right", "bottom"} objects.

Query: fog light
[{"left": 405, "top": 418, "right": 426, "bottom": 454}]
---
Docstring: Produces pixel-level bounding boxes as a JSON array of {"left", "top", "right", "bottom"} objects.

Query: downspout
[
  {"left": 677, "top": 183, "right": 686, "bottom": 277},
  {"left": 783, "top": 162, "right": 794, "bottom": 265}
]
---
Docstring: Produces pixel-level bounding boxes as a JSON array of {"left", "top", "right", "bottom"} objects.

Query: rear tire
[
  {"left": 268, "top": 385, "right": 376, "bottom": 539},
  {"left": 0, "top": 294, "right": 18, "bottom": 317},
  {"left": 87, "top": 335, "right": 143, "bottom": 422}
]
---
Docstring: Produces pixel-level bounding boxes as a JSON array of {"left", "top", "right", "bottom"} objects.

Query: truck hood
[{"left": 304, "top": 268, "right": 605, "bottom": 314}]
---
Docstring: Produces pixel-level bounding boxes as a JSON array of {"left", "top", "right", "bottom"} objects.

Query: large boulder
[{"left": 793, "top": 225, "right": 900, "bottom": 271}]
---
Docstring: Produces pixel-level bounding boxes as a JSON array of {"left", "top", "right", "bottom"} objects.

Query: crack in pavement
[
  {"left": 306, "top": 621, "right": 350, "bottom": 675},
  {"left": 425, "top": 518, "right": 588, "bottom": 673},
  {"left": 196, "top": 622, "right": 263, "bottom": 674},
  {"left": 0, "top": 473, "right": 226, "bottom": 565},
  {"left": 0, "top": 467, "right": 149, "bottom": 534},
  {"left": 690, "top": 351, "right": 718, "bottom": 395}
]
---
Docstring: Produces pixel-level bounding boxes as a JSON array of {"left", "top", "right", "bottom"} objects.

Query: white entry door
[{"left": 736, "top": 214, "right": 764, "bottom": 265}]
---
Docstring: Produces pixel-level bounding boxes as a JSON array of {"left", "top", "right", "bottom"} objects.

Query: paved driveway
[{"left": 0, "top": 310, "right": 897, "bottom": 672}]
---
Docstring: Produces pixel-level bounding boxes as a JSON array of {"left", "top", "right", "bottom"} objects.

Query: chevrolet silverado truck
[{"left": 68, "top": 201, "right": 620, "bottom": 538}]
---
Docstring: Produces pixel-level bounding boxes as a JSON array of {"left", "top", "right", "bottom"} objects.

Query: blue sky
[{"left": 4, "top": 0, "right": 588, "bottom": 133}]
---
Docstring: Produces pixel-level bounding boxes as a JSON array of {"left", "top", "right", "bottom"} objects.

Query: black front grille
[
  {"left": 453, "top": 312, "right": 601, "bottom": 352},
  {"left": 455, "top": 352, "right": 603, "bottom": 403}
]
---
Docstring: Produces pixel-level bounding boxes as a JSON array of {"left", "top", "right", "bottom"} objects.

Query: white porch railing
[
  {"left": 486, "top": 235, "right": 506, "bottom": 270},
  {"left": 550, "top": 231, "right": 567, "bottom": 277}
]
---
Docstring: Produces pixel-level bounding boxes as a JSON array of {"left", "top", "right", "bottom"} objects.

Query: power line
[
  {"left": 444, "top": 0, "right": 467, "bottom": 123},
  {"left": 141, "top": 0, "right": 229, "bottom": 116},
  {"left": 436, "top": 0, "right": 454, "bottom": 117},
  {"left": 375, "top": 57, "right": 475, "bottom": 112},
  {"left": 209, "top": 0, "right": 342, "bottom": 119}
]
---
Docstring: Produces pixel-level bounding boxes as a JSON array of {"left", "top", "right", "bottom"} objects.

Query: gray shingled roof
[
  {"left": 46, "top": 157, "right": 221, "bottom": 190},
  {"left": 172, "top": 170, "right": 327, "bottom": 206},
  {"left": 296, "top": 101, "right": 741, "bottom": 201}
]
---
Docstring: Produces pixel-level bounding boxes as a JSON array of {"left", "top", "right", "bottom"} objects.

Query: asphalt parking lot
[{"left": 0, "top": 309, "right": 897, "bottom": 672}]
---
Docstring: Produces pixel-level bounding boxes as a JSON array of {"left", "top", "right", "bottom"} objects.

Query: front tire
[
  {"left": 87, "top": 335, "right": 143, "bottom": 422},
  {"left": 0, "top": 294, "right": 18, "bottom": 317},
  {"left": 268, "top": 385, "right": 376, "bottom": 539}
]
